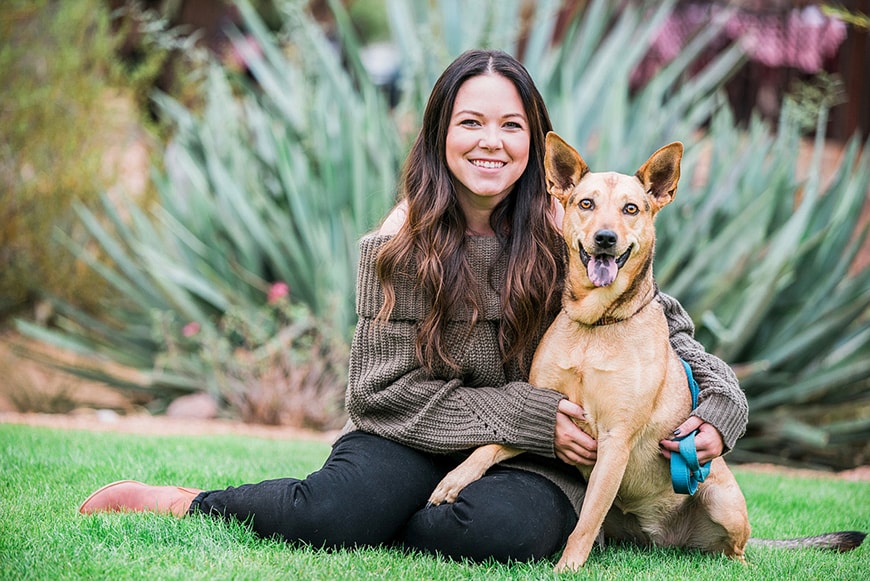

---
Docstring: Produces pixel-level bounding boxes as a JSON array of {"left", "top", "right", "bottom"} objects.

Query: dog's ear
[
  {"left": 545, "top": 132, "right": 590, "bottom": 205},
  {"left": 635, "top": 142, "right": 683, "bottom": 211}
]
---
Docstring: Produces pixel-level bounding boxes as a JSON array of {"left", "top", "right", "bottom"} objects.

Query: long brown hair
[{"left": 376, "top": 49, "right": 563, "bottom": 374}]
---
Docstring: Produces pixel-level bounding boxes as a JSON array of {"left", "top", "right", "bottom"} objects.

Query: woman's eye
[
  {"left": 579, "top": 199, "right": 594, "bottom": 210},
  {"left": 624, "top": 203, "right": 639, "bottom": 215},
  {"left": 460, "top": 119, "right": 480, "bottom": 127},
  {"left": 504, "top": 121, "right": 523, "bottom": 129}
]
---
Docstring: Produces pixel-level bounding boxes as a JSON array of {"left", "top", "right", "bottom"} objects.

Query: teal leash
[{"left": 670, "top": 360, "right": 711, "bottom": 495}]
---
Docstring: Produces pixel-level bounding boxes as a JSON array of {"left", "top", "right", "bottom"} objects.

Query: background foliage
[
  {"left": 0, "top": 0, "right": 211, "bottom": 317},
  {"left": 12, "top": 0, "right": 870, "bottom": 468},
  {"left": 0, "top": 0, "right": 132, "bottom": 316}
]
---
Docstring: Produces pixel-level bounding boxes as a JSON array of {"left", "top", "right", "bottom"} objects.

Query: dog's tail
[{"left": 748, "top": 531, "right": 866, "bottom": 552}]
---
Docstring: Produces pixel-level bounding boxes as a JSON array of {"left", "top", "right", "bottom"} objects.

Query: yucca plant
[
  {"left": 16, "top": 0, "right": 403, "bottom": 416},
  {"left": 16, "top": 0, "right": 869, "bottom": 467},
  {"left": 659, "top": 105, "right": 870, "bottom": 469}
]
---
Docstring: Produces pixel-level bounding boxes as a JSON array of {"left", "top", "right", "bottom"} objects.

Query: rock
[{"left": 165, "top": 393, "right": 219, "bottom": 420}]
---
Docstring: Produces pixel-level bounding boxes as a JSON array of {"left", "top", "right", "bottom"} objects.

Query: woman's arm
[
  {"left": 658, "top": 291, "right": 749, "bottom": 454},
  {"left": 345, "top": 316, "right": 564, "bottom": 457}
]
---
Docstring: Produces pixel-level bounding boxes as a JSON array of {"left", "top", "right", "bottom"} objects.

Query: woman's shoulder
[
  {"left": 357, "top": 202, "right": 405, "bottom": 252},
  {"left": 378, "top": 200, "right": 408, "bottom": 236}
]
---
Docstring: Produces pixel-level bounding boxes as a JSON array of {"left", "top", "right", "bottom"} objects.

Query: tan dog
[{"left": 429, "top": 132, "right": 752, "bottom": 571}]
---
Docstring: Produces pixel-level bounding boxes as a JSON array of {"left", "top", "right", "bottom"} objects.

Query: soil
[{"left": 0, "top": 409, "right": 337, "bottom": 443}]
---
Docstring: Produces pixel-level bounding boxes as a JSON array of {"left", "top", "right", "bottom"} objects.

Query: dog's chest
[{"left": 530, "top": 312, "right": 670, "bottom": 405}]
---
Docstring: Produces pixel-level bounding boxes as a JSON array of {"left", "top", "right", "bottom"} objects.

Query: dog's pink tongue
[{"left": 588, "top": 255, "right": 618, "bottom": 287}]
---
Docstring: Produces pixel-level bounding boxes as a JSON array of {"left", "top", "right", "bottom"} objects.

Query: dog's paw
[
  {"left": 554, "top": 549, "right": 588, "bottom": 573},
  {"left": 428, "top": 461, "right": 491, "bottom": 506},
  {"left": 553, "top": 560, "right": 583, "bottom": 573},
  {"left": 427, "top": 479, "right": 461, "bottom": 506}
]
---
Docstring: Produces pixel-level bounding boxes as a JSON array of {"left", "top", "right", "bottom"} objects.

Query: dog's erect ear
[
  {"left": 545, "top": 132, "right": 590, "bottom": 205},
  {"left": 635, "top": 142, "right": 683, "bottom": 211}
]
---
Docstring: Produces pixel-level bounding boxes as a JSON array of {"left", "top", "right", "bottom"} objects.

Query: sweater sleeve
[
  {"left": 659, "top": 291, "right": 748, "bottom": 452},
  {"left": 346, "top": 318, "right": 563, "bottom": 457}
]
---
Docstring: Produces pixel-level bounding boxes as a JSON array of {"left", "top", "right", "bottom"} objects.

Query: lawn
[{"left": 1, "top": 423, "right": 867, "bottom": 580}]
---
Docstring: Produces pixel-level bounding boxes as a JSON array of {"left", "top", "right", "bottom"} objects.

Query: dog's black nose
[{"left": 594, "top": 229, "right": 617, "bottom": 249}]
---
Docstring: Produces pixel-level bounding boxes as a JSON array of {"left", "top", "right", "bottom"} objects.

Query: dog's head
[{"left": 544, "top": 132, "right": 682, "bottom": 288}]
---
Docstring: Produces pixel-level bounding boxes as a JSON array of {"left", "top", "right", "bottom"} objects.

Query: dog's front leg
[
  {"left": 555, "top": 436, "right": 631, "bottom": 572},
  {"left": 428, "top": 444, "right": 522, "bottom": 505}
]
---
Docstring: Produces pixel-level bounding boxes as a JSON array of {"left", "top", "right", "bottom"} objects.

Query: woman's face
[{"left": 445, "top": 73, "right": 530, "bottom": 214}]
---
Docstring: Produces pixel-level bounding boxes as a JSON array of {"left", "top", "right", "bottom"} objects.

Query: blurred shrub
[
  {"left": 655, "top": 104, "right": 870, "bottom": 469},
  {"left": 16, "top": 0, "right": 401, "bottom": 427},
  {"left": 153, "top": 282, "right": 346, "bottom": 429},
  {"left": 347, "top": 0, "right": 390, "bottom": 42},
  {"left": 0, "top": 0, "right": 207, "bottom": 320},
  {"left": 0, "top": 0, "right": 131, "bottom": 317}
]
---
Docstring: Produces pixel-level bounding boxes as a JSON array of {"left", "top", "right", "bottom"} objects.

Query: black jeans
[{"left": 192, "top": 431, "right": 578, "bottom": 563}]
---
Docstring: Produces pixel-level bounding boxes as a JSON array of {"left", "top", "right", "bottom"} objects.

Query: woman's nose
[{"left": 478, "top": 126, "right": 502, "bottom": 149}]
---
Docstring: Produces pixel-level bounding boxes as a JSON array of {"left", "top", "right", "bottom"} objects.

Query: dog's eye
[
  {"left": 579, "top": 199, "right": 594, "bottom": 210},
  {"left": 623, "top": 203, "right": 639, "bottom": 215}
]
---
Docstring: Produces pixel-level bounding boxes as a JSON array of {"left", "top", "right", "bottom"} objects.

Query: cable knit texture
[{"left": 343, "top": 234, "right": 748, "bottom": 512}]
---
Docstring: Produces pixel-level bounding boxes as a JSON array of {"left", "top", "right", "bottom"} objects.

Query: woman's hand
[
  {"left": 554, "top": 399, "right": 597, "bottom": 466},
  {"left": 659, "top": 416, "right": 724, "bottom": 465}
]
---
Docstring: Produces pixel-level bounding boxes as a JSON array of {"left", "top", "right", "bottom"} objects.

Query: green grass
[{"left": 1, "top": 424, "right": 867, "bottom": 580}]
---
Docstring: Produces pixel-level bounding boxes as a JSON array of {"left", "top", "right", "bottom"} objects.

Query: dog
[{"left": 428, "top": 132, "right": 865, "bottom": 571}]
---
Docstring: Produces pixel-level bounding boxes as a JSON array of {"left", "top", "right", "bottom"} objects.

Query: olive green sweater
[{"left": 343, "top": 234, "right": 748, "bottom": 512}]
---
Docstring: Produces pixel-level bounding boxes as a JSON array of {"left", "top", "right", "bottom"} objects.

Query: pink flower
[
  {"left": 182, "top": 322, "right": 200, "bottom": 337},
  {"left": 224, "top": 35, "right": 262, "bottom": 73},
  {"left": 267, "top": 282, "right": 290, "bottom": 304}
]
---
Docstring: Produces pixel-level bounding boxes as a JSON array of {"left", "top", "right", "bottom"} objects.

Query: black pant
[{"left": 192, "top": 431, "right": 578, "bottom": 563}]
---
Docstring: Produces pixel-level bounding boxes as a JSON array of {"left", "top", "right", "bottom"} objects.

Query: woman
[{"left": 80, "top": 49, "right": 748, "bottom": 564}]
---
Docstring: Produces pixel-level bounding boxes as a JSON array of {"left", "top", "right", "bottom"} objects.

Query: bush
[
  {"left": 0, "top": 0, "right": 135, "bottom": 316},
  {"left": 0, "top": 0, "right": 208, "bottom": 320},
  {"left": 152, "top": 282, "right": 346, "bottom": 429}
]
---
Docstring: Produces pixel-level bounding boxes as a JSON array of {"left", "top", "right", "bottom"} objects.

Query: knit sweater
[{"left": 343, "top": 234, "right": 748, "bottom": 513}]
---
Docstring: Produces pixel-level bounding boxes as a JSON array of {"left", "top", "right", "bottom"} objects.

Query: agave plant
[
  {"left": 665, "top": 106, "right": 870, "bottom": 469},
  {"left": 16, "top": 0, "right": 870, "bottom": 467}
]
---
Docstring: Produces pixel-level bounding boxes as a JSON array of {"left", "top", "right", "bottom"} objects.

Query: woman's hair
[{"left": 376, "top": 49, "right": 564, "bottom": 375}]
